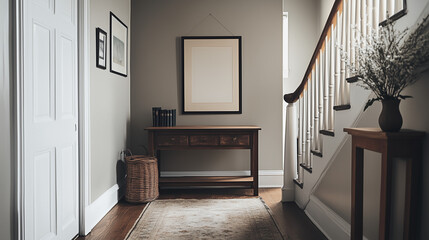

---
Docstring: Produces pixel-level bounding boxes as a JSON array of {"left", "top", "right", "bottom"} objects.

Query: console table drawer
[
  {"left": 189, "top": 135, "right": 219, "bottom": 146},
  {"left": 157, "top": 135, "right": 188, "bottom": 146},
  {"left": 220, "top": 135, "right": 250, "bottom": 146}
]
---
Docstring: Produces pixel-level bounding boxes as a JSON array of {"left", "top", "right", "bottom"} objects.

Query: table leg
[
  {"left": 148, "top": 131, "right": 155, "bottom": 157},
  {"left": 251, "top": 131, "right": 259, "bottom": 196},
  {"left": 379, "top": 151, "right": 393, "bottom": 240},
  {"left": 351, "top": 145, "right": 363, "bottom": 240},
  {"left": 157, "top": 150, "right": 161, "bottom": 179},
  {"left": 403, "top": 143, "right": 422, "bottom": 240}
]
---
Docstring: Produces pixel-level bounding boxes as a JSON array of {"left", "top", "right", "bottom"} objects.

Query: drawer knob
[
  {"left": 232, "top": 137, "right": 237, "bottom": 142},
  {"left": 171, "top": 137, "right": 176, "bottom": 141}
]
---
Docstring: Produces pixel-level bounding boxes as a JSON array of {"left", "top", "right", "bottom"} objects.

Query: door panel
[
  {"left": 24, "top": 0, "right": 78, "bottom": 239},
  {"left": 32, "top": 23, "right": 54, "bottom": 122},
  {"left": 56, "top": 0, "right": 74, "bottom": 23},
  {"left": 58, "top": 35, "right": 75, "bottom": 119},
  {"left": 58, "top": 143, "right": 78, "bottom": 238},
  {"left": 33, "top": 0, "right": 52, "bottom": 11},
  {"left": 33, "top": 149, "right": 56, "bottom": 240}
]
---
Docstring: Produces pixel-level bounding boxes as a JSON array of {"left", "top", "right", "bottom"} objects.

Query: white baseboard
[
  {"left": 161, "top": 170, "right": 284, "bottom": 188},
  {"left": 281, "top": 187, "right": 294, "bottom": 202},
  {"left": 305, "top": 195, "right": 368, "bottom": 240},
  {"left": 84, "top": 184, "right": 120, "bottom": 235}
]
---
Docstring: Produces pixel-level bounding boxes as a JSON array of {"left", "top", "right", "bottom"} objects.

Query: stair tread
[
  {"left": 293, "top": 179, "right": 304, "bottom": 189},
  {"left": 320, "top": 129, "right": 335, "bottom": 136},
  {"left": 311, "top": 150, "right": 323, "bottom": 157},
  {"left": 300, "top": 163, "right": 313, "bottom": 173},
  {"left": 346, "top": 75, "right": 360, "bottom": 83},
  {"left": 334, "top": 104, "right": 351, "bottom": 111}
]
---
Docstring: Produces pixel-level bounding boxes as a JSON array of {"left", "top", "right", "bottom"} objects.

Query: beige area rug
[{"left": 125, "top": 198, "right": 284, "bottom": 240}]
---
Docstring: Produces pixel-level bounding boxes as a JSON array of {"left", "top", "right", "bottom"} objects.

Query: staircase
[{"left": 282, "top": 0, "right": 408, "bottom": 230}]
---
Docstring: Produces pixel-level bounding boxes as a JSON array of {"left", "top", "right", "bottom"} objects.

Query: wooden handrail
[{"left": 284, "top": 0, "right": 343, "bottom": 104}]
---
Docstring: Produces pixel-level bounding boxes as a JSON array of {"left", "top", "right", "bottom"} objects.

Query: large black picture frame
[{"left": 182, "top": 36, "right": 242, "bottom": 114}]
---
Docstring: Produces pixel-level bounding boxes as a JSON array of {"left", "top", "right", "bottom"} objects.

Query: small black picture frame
[
  {"left": 96, "top": 28, "right": 107, "bottom": 69},
  {"left": 110, "top": 12, "right": 128, "bottom": 77}
]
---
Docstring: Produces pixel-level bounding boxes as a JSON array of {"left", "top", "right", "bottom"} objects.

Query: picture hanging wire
[{"left": 184, "top": 13, "right": 236, "bottom": 36}]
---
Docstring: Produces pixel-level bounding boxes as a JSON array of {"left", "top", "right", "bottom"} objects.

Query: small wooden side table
[{"left": 344, "top": 128, "right": 425, "bottom": 240}]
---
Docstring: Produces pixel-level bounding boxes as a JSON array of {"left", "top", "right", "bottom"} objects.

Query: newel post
[{"left": 282, "top": 102, "right": 298, "bottom": 202}]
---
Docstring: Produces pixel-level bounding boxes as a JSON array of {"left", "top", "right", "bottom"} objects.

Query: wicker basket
[{"left": 125, "top": 155, "right": 159, "bottom": 203}]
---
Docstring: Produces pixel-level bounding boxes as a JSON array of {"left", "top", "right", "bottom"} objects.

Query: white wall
[
  {"left": 317, "top": 0, "right": 336, "bottom": 34},
  {"left": 130, "top": 0, "right": 283, "bottom": 172},
  {"left": 313, "top": 0, "right": 429, "bottom": 239},
  {"left": 90, "top": 0, "right": 131, "bottom": 202},
  {"left": 0, "top": 0, "right": 12, "bottom": 238},
  {"left": 283, "top": 0, "right": 320, "bottom": 95}
]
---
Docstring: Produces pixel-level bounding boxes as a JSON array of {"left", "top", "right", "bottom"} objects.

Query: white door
[{"left": 23, "top": 0, "right": 79, "bottom": 239}]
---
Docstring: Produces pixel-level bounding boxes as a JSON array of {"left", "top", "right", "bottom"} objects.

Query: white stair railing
[
  {"left": 283, "top": 0, "right": 407, "bottom": 198},
  {"left": 314, "top": 64, "right": 320, "bottom": 153}
]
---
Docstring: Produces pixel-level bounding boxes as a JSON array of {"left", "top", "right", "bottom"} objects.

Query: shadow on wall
[{"left": 116, "top": 160, "right": 126, "bottom": 200}]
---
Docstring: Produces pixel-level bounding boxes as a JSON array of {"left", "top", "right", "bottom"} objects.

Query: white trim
[
  {"left": 14, "top": 0, "right": 24, "bottom": 238},
  {"left": 281, "top": 187, "right": 295, "bottom": 202},
  {"left": 161, "top": 170, "right": 284, "bottom": 188},
  {"left": 84, "top": 184, "right": 119, "bottom": 235},
  {"left": 78, "top": 0, "right": 91, "bottom": 236},
  {"left": 282, "top": 102, "right": 297, "bottom": 202},
  {"left": 305, "top": 196, "right": 369, "bottom": 240}
]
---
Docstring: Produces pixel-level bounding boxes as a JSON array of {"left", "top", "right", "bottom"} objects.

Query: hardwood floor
[{"left": 77, "top": 188, "right": 326, "bottom": 240}]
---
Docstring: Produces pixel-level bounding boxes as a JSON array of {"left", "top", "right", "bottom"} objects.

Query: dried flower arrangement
[{"left": 345, "top": 15, "right": 429, "bottom": 110}]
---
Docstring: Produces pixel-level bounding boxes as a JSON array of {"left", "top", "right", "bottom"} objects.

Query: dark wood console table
[
  {"left": 145, "top": 125, "right": 261, "bottom": 196},
  {"left": 344, "top": 128, "right": 425, "bottom": 240}
]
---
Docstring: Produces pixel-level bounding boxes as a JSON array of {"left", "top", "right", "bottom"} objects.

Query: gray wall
[
  {"left": 90, "top": 0, "right": 131, "bottom": 202},
  {"left": 130, "top": 0, "right": 283, "bottom": 172},
  {"left": 314, "top": 0, "right": 429, "bottom": 239},
  {"left": 0, "top": 0, "right": 12, "bottom": 238}
]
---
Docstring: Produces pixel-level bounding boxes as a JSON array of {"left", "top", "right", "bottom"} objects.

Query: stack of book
[{"left": 152, "top": 107, "right": 176, "bottom": 127}]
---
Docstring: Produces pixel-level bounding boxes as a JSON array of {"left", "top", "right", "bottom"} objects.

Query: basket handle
[{"left": 125, "top": 148, "right": 133, "bottom": 156}]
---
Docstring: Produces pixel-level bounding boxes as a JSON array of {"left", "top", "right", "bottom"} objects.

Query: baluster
[
  {"left": 329, "top": 28, "right": 335, "bottom": 131},
  {"left": 306, "top": 77, "right": 312, "bottom": 168},
  {"left": 314, "top": 59, "right": 320, "bottom": 152},
  {"left": 310, "top": 70, "right": 316, "bottom": 153},
  {"left": 310, "top": 71, "right": 315, "bottom": 153},
  {"left": 380, "top": 0, "right": 387, "bottom": 21},
  {"left": 373, "top": 0, "right": 380, "bottom": 33},
  {"left": 355, "top": 0, "right": 361, "bottom": 70},
  {"left": 350, "top": 0, "right": 356, "bottom": 67},
  {"left": 345, "top": 0, "right": 351, "bottom": 105},
  {"left": 367, "top": 0, "right": 373, "bottom": 36},
  {"left": 335, "top": 8, "right": 342, "bottom": 107},
  {"left": 302, "top": 89, "right": 307, "bottom": 167},
  {"left": 324, "top": 43, "right": 329, "bottom": 131},
  {"left": 343, "top": 0, "right": 349, "bottom": 105},
  {"left": 319, "top": 49, "right": 324, "bottom": 150},
  {"left": 361, "top": 0, "right": 367, "bottom": 41},
  {"left": 395, "top": 0, "right": 403, "bottom": 13},
  {"left": 297, "top": 97, "right": 303, "bottom": 183},
  {"left": 387, "top": 0, "right": 395, "bottom": 17}
]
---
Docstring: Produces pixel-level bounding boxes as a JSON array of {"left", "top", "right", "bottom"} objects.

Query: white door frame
[
  {"left": 13, "top": 0, "right": 91, "bottom": 238},
  {"left": 77, "top": 0, "right": 91, "bottom": 236},
  {"left": 14, "top": 0, "right": 25, "bottom": 238}
]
